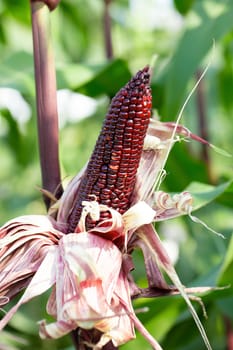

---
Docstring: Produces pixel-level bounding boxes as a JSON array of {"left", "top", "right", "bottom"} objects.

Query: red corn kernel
[{"left": 67, "top": 66, "right": 152, "bottom": 233}]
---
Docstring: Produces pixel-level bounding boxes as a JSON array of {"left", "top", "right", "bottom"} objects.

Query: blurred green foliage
[{"left": 0, "top": 0, "right": 232, "bottom": 349}]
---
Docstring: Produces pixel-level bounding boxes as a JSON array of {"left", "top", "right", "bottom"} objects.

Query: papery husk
[{"left": 0, "top": 215, "right": 61, "bottom": 302}]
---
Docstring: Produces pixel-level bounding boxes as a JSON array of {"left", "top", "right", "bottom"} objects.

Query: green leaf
[
  {"left": 154, "top": 0, "right": 233, "bottom": 117},
  {"left": 0, "top": 108, "right": 36, "bottom": 167},
  {"left": 3, "top": 0, "right": 31, "bottom": 26},
  {"left": 217, "top": 31, "right": 233, "bottom": 112},
  {"left": 174, "top": 0, "right": 196, "bottom": 15},
  {"left": 56, "top": 63, "right": 96, "bottom": 90},
  {"left": 216, "top": 182, "right": 233, "bottom": 208},
  {"left": 0, "top": 51, "right": 34, "bottom": 94},
  {"left": 164, "top": 143, "right": 209, "bottom": 192},
  {"left": 218, "top": 234, "right": 233, "bottom": 286},
  {"left": 0, "top": 52, "right": 131, "bottom": 101},
  {"left": 162, "top": 304, "right": 226, "bottom": 350},
  {"left": 185, "top": 181, "right": 232, "bottom": 211},
  {"left": 57, "top": 58, "right": 131, "bottom": 97},
  {"left": 217, "top": 296, "right": 233, "bottom": 319},
  {"left": 134, "top": 297, "right": 183, "bottom": 341},
  {"left": 122, "top": 297, "right": 184, "bottom": 350}
]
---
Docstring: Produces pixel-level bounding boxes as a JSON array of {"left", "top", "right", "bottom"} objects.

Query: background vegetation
[{"left": 0, "top": 0, "right": 232, "bottom": 349}]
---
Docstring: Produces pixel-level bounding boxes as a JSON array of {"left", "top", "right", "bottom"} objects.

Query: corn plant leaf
[
  {"left": 132, "top": 297, "right": 183, "bottom": 343},
  {"left": 160, "top": 307, "right": 224, "bottom": 350},
  {"left": 0, "top": 51, "right": 34, "bottom": 94},
  {"left": 216, "top": 296, "right": 233, "bottom": 320},
  {"left": 218, "top": 40, "right": 233, "bottom": 112},
  {"left": 218, "top": 234, "right": 233, "bottom": 287},
  {"left": 174, "top": 0, "right": 195, "bottom": 15},
  {"left": 215, "top": 182, "right": 233, "bottom": 208},
  {"left": 153, "top": 0, "right": 233, "bottom": 117},
  {"left": 0, "top": 51, "right": 131, "bottom": 101},
  {"left": 164, "top": 143, "right": 209, "bottom": 192},
  {"left": 184, "top": 180, "right": 232, "bottom": 211},
  {"left": 0, "top": 109, "right": 34, "bottom": 167},
  {"left": 57, "top": 58, "right": 131, "bottom": 97}
]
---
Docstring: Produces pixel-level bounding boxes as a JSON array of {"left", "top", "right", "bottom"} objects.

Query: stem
[
  {"left": 103, "top": 0, "right": 113, "bottom": 60},
  {"left": 30, "top": 1, "right": 63, "bottom": 210},
  {"left": 195, "top": 70, "right": 214, "bottom": 183}
]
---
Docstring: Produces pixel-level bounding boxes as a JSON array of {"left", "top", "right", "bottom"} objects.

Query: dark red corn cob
[{"left": 67, "top": 66, "right": 152, "bottom": 233}]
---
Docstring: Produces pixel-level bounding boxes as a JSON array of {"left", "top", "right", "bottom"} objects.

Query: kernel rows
[{"left": 67, "top": 66, "right": 152, "bottom": 232}]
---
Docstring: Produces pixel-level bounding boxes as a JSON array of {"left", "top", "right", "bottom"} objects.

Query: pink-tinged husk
[
  {"left": 0, "top": 223, "right": 136, "bottom": 347},
  {"left": 0, "top": 245, "right": 57, "bottom": 330},
  {"left": 152, "top": 191, "right": 193, "bottom": 221},
  {"left": 0, "top": 200, "right": 214, "bottom": 349},
  {"left": 0, "top": 199, "right": 198, "bottom": 349},
  {"left": 39, "top": 233, "right": 137, "bottom": 347},
  {"left": 0, "top": 215, "right": 61, "bottom": 302},
  {"left": 132, "top": 119, "right": 205, "bottom": 205},
  {"left": 113, "top": 269, "right": 164, "bottom": 350}
]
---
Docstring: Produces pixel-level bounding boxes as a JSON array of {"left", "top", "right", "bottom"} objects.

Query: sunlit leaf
[
  {"left": 0, "top": 51, "right": 34, "bottom": 94},
  {"left": 3, "top": 0, "right": 31, "bottom": 26},
  {"left": 185, "top": 181, "right": 232, "bottom": 211},
  {"left": 57, "top": 58, "right": 131, "bottom": 98}
]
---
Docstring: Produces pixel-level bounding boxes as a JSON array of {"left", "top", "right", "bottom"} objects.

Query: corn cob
[{"left": 67, "top": 66, "right": 152, "bottom": 233}]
